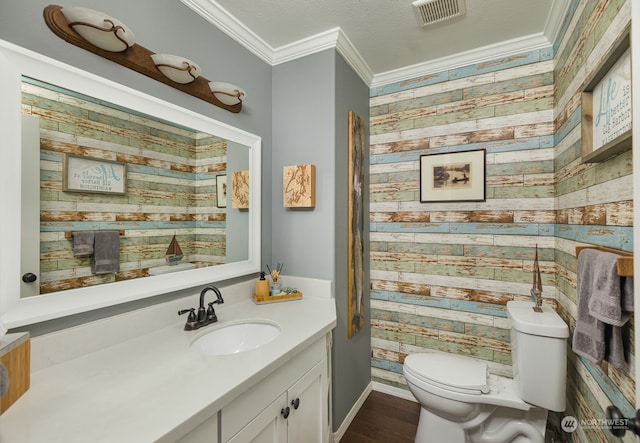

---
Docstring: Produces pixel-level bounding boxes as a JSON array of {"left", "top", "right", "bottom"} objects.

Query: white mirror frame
[{"left": 0, "top": 40, "right": 261, "bottom": 328}]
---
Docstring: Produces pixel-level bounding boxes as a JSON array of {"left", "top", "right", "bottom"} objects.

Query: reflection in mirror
[
  {"left": 0, "top": 40, "right": 260, "bottom": 328},
  {"left": 20, "top": 77, "right": 249, "bottom": 297}
]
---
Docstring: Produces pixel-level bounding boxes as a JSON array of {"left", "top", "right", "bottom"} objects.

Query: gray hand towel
[
  {"left": 605, "top": 325, "right": 627, "bottom": 370},
  {"left": 91, "top": 231, "right": 120, "bottom": 275},
  {"left": 586, "top": 250, "right": 625, "bottom": 326},
  {"left": 0, "top": 362, "right": 9, "bottom": 397},
  {"left": 572, "top": 249, "right": 630, "bottom": 370},
  {"left": 621, "top": 277, "right": 634, "bottom": 312},
  {"left": 72, "top": 231, "right": 94, "bottom": 257},
  {"left": 572, "top": 249, "right": 606, "bottom": 365}
]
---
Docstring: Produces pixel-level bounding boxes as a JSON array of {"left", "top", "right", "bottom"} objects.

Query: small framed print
[
  {"left": 420, "top": 149, "right": 485, "bottom": 203},
  {"left": 216, "top": 174, "right": 227, "bottom": 208},
  {"left": 63, "top": 154, "right": 127, "bottom": 195},
  {"left": 231, "top": 170, "right": 249, "bottom": 209},
  {"left": 283, "top": 164, "right": 316, "bottom": 208}
]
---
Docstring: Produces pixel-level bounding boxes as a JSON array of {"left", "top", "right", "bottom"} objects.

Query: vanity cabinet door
[
  {"left": 221, "top": 336, "right": 330, "bottom": 443},
  {"left": 287, "top": 358, "right": 328, "bottom": 443},
  {"left": 227, "top": 393, "right": 287, "bottom": 443}
]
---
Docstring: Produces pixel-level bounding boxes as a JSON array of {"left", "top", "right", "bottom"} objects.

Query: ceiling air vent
[{"left": 412, "top": 0, "right": 466, "bottom": 27}]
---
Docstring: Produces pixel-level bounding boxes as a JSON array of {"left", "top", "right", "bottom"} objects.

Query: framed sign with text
[
  {"left": 581, "top": 31, "right": 631, "bottom": 163},
  {"left": 63, "top": 154, "right": 127, "bottom": 195}
]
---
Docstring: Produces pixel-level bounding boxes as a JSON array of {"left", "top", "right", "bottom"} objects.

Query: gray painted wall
[
  {"left": 2, "top": 1, "right": 371, "bottom": 432},
  {"left": 272, "top": 49, "right": 371, "bottom": 430},
  {"left": 333, "top": 52, "right": 371, "bottom": 429},
  {"left": 0, "top": 0, "right": 273, "bottom": 271},
  {"left": 271, "top": 50, "right": 335, "bottom": 281},
  {"left": 226, "top": 141, "right": 250, "bottom": 263}
]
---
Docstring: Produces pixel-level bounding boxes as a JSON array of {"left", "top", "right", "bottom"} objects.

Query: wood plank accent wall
[
  {"left": 21, "top": 79, "right": 227, "bottom": 294},
  {"left": 369, "top": 1, "right": 634, "bottom": 441},
  {"left": 554, "top": 1, "right": 634, "bottom": 442}
]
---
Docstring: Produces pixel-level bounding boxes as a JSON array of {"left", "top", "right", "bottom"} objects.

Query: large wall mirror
[{"left": 0, "top": 40, "right": 261, "bottom": 328}]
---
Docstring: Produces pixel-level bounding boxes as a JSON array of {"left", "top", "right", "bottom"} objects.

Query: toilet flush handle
[{"left": 605, "top": 406, "right": 640, "bottom": 437}]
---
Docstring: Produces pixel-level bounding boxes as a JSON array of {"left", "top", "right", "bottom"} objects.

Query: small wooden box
[{"left": 0, "top": 332, "right": 30, "bottom": 415}]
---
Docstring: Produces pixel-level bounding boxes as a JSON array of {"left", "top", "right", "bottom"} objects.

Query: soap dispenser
[{"left": 255, "top": 271, "right": 270, "bottom": 297}]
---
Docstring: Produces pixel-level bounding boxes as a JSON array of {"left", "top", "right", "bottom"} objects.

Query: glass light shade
[
  {"left": 151, "top": 54, "right": 202, "bottom": 84},
  {"left": 61, "top": 6, "right": 135, "bottom": 52},
  {"left": 209, "top": 82, "right": 246, "bottom": 106}
]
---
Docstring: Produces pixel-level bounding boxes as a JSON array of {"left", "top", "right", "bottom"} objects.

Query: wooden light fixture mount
[{"left": 43, "top": 4, "right": 242, "bottom": 113}]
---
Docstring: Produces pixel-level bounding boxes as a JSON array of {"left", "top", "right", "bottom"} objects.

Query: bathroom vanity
[{"left": 0, "top": 277, "right": 336, "bottom": 443}]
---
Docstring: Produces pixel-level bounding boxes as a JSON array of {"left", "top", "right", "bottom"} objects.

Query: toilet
[{"left": 403, "top": 300, "right": 569, "bottom": 443}]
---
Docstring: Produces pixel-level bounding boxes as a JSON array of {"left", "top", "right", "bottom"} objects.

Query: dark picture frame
[
  {"left": 216, "top": 174, "right": 227, "bottom": 208},
  {"left": 420, "top": 149, "right": 485, "bottom": 203}
]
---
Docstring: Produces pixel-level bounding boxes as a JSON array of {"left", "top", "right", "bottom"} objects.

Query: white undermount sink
[{"left": 190, "top": 320, "right": 281, "bottom": 356}]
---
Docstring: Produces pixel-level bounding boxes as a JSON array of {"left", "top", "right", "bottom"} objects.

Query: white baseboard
[
  {"left": 332, "top": 382, "right": 373, "bottom": 442},
  {"left": 372, "top": 381, "right": 418, "bottom": 403}
]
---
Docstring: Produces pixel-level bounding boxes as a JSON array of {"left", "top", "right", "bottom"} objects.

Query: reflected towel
[
  {"left": 72, "top": 231, "right": 94, "bottom": 257},
  {"left": 0, "top": 362, "right": 8, "bottom": 397},
  {"left": 91, "top": 231, "right": 120, "bottom": 275}
]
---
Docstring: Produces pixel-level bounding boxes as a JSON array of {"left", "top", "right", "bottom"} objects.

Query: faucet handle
[
  {"left": 178, "top": 308, "right": 198, "bottom": 331},
  {"left": 206, "top": 302, "right": 218, "bottom": 324}
]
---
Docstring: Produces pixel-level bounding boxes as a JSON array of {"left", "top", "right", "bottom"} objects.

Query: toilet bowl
[
  {"left": 403, "top": 301, "right": 569, "bottom": 443},
  {"left": 404, "top": 353, "right": 548, "bottom": 442}
]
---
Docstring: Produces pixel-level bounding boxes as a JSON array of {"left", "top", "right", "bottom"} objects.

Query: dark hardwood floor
[{"left": 340, "top": 390, "right": 420, "bottom": 443}]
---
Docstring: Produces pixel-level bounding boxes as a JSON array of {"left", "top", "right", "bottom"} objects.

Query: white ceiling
[{"left": 182, "top": 0, "right": 569, "bottom": 87}]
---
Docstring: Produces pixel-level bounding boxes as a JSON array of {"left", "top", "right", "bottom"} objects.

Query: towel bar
[
  {"left": 64, "top": 230, "right": 125, "bottom": 239},
  {"left": 575, "top": 246, "right": 633, "bottom": 276}
]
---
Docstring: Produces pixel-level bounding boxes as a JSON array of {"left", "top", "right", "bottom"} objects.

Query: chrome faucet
[{"left": 178, "top": 285, "right": 224, "bottom": 331}]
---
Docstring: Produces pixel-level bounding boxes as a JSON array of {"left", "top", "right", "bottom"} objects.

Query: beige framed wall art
[{"left": 283, "top": 164, "right": 316, "bottom": 208}]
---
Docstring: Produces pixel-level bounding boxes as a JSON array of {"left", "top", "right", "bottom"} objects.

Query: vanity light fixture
[
  {"left": 60, "top": 6, "right": 135, "bottom": 52},
  {"left": 43, "top": 4, "right": 244, "bottom": 113},
  {"left": 151, "top": 54, "right": 202, "bottom": 84},
  {"left": 209, "top": 82, "right": 246, "bottom": 106}
]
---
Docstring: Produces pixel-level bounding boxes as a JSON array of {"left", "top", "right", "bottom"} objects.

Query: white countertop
[{"left": 0, "top": 277, "right": 336, "bottom": 443}]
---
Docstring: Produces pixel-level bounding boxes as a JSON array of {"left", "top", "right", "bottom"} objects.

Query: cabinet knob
[
  {"left": 22, "top": 272, "right": 37, "bottom": 283},
  {"left": 281, "top": 406, "right": 290, "bottom": 419},
  {"left": 291, "top": 398, "right": 300, "bottom": 410}
]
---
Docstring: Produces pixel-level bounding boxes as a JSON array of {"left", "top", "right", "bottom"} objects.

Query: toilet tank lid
[
  {"left": 404, "top": 353, "right": 489, "bottom": 394},
  {"left": 506, "top": 301, "right": 569, "bottom": 338}
]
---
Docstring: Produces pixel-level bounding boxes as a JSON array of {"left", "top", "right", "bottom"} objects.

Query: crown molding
[
  {"left": 370, "top": 33, "right": 551, "bottom": 88},
  {"left": 335, "top": 29, "right": 374, "bottom": 85},
  {"left": 180, "top": 0, "right": 275, "bottom": 64},
  {"left": 271, "top": 27, "right": 373, "bottom": 84},
  {"left": 183, "top": 0, "right": 557, "bottom": 89},
  {"left": 271, "top": 27, "right": 341, "bottom": 65},
  {"left": 182, "top": 0, "right": 373, "bottom": 85},
  {"left": 544, "top": 0, "right": 571, "bottom": 45}
]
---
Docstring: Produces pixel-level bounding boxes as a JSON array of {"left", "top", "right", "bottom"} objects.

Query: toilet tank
[{"left": 507, "top": 300, "right": 569, "bottom": 412}]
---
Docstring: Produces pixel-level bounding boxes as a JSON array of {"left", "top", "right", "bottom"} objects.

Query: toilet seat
[{"left": 404, "top": 353, "right": 489, "bottom": 394}]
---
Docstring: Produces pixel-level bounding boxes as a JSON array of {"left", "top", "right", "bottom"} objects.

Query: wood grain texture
[
  {"left": 25, "top": 79, "right": 229, "bottom": 292},
  {"left": 341, "top": 391, "right": 419, "bottom": 443},
  {"left": 0, "top": 339, "right": 30, "bottom": 415},
  {"left": 368, "top": 2, "right": 635, "bottom": 435}
]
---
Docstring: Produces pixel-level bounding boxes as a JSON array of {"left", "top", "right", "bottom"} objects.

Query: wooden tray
[{"left": 252, "top": 292, "right": 303, "bottom": 304}]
